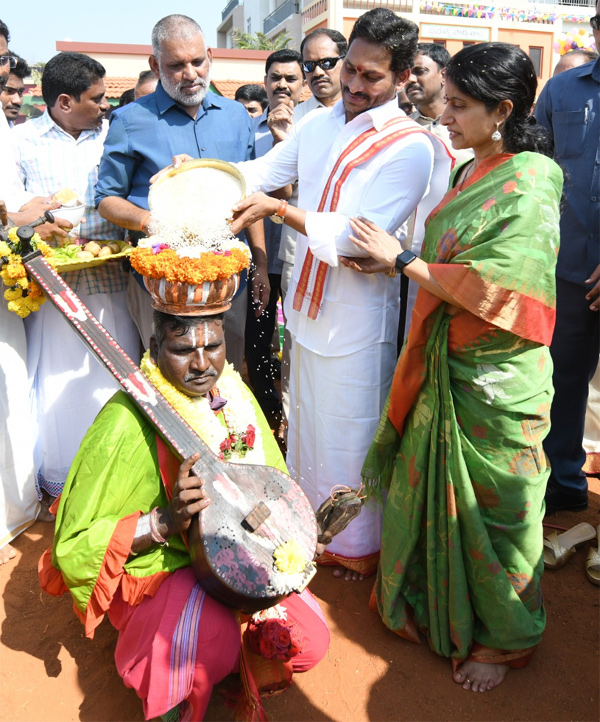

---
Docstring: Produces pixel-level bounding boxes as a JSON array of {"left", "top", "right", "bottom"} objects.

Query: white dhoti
[
  {"left": 287, "top": 337, "right": 396, "bottom": 572},
  {"left": 583, "top": 360, "right": 600, "bottom": 476},
  {"left": 26, "top": 288, "right": 139, "bottom": 497},
  {"left": 0, "top": 301, "right": 39, "bottom": 549}
]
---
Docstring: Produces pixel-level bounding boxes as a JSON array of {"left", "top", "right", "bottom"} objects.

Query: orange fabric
[
  {"left": 430, "top": 263, "right": 556, "bottom": 346},
  {"left": 38, "top": 548, "right": 69, "bottom": 597},
  {"left": 452, "top": 642, "right": 537, "bottom": 672},
  {"left": 317, "top": 550, "right": 379, "bottom": 577}
]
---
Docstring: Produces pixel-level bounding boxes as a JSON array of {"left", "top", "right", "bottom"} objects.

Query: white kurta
[
  {"left": 238, "top": 98, "right": 452, "bottom": 563},
  {"left": 12, "top": 113, "right": 139, "bottom": 497}
]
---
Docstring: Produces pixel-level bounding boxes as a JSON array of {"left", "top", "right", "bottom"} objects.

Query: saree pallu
[{"left": 363, "top": 152, "right": 563, "bottom": 666}]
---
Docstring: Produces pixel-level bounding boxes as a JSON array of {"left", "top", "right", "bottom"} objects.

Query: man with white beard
[{"left": 96, "top": 15, "right": 268, "bottom": 369}]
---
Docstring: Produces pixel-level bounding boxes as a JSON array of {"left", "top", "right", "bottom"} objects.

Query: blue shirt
[
  {"left": 253, "top": 108, "right": 283, "bottom": 275},
  {"left": 95, "top": 84, "right": 254, "bottom": 211},
  {"left": 534, "top": 59, "right": 600, "bottom": 284}
]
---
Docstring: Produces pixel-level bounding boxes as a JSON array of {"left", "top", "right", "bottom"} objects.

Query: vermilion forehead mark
[{"left": 355, "top": 65, "right": 364, "bottom": 72}]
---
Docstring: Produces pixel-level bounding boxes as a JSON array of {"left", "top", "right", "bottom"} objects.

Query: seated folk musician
[{"left": 38, "top": 309, "right": 330, "bottom": 721}]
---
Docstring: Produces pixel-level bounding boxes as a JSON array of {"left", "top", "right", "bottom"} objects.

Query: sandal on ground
[
  {"left": 585, "top": 525, "right": 600, "bottom": 586},
  {"left": 315, "top": 486, "right": 363, "bottom": 546},
  {"left": 543, "top": 522, "right": 596, "bottom": 569}
]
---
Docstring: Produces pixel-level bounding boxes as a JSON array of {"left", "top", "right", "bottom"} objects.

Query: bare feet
[
  {"left": 0, "top": 544, "right": 17, "bottom": 566},
  {"left": 332, "top": 565, "right": 365, "bottom": 582},
  {"left": 38, "top": 493, "right": 57, "bottom": 522},
  {"left": 454, "top": 660, "right": 509, "bottom": 692}
]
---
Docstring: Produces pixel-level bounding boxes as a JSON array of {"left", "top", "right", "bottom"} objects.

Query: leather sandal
[
  {"left": 585, "top": 525, "right": 600, "bottom": 586},
  {"left": 543, "top": 522, "right": 596, "bottom": 569},
  {"left": 315, "top": 486, "right": 363, "bottom": 546}
]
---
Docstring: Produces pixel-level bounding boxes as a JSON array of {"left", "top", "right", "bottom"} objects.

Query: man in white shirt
[
  {"left": 230, "top": 9, "right": 452, "bottom": 581},
  {"left": 407, "top": 43, "right": 472, "bottom": 164},
  {"left": 276, "top": 29, "right": 347, "bottom": 438},
  {"left": 12, "top": 51, "right": 139, "bottom": 516}
]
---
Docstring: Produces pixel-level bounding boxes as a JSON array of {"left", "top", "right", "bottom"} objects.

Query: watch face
[{"left": 395, "top": 250, "right": 417, "bottom": 271}]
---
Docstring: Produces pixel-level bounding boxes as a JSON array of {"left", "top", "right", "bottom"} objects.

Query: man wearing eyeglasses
[
  {"left": 534, "top": 2, "right": 600, "bottom": 514},
  {"left": 1, "top": 53, "right": 29, "bottom": 126}
]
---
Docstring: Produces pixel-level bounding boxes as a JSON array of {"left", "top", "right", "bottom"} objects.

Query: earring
[{"left": 491, "top": 123, "right": 501, "bottom": 141}]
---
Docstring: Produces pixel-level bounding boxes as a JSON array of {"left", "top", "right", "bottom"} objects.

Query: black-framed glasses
[
  {"left": 0, "top": 56, "right": 17, "bottom": 69},
  {"left": 301, "top": 55, "right": 345, "bottom": 74},
  {"left": 590, "top": 14, "right": 600, "bottom": 29}
]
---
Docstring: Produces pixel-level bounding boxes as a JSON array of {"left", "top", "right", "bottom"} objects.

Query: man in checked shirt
[{"left": 11, "top": 51, "right": 139, "bottom": 519}]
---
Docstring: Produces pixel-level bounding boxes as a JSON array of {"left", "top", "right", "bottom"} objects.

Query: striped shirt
[{"left": 11, "top": 112, "right": 127, "bottom": 294}]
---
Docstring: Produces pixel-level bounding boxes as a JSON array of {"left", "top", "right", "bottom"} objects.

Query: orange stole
[{"left": 292, "top": 117, "right": 432, "bottom": 320}]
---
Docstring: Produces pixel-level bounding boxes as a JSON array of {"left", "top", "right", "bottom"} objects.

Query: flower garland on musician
[
  {"left": 140, "top": 351, "right": 265, "bottom": 465},
  {"left": 0, "top": 228, "right": 51, "bottom": 318}
]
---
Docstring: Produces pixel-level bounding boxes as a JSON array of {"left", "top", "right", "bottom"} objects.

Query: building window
[
  {"left": 463, "top": 41, "right": 475, "bottom": 47},
  {"left": 529, "top": 47, "right": 543, "bottom": 78},
  {"left": 433, "top": 40, "right": 446, "bottom": 46}
]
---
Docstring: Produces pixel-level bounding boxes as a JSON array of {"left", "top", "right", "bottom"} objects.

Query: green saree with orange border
[{"left": 363, "top": 152, "right": 563, "bottom": 667}]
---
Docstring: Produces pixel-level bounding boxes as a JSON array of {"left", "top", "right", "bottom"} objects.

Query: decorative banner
[
  {"left": 421, "top": 22, "right": 491, "bottom": 40},
  {"left": 419, "top": 3, "right": 591, "bottom": 24},
  {"left": 553, "top": 29, "right": 597, "bottom": 54}
]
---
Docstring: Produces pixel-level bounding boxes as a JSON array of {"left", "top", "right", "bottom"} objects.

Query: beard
[{"left": 161, "top": 66, "right": 211, "bottom": 107}]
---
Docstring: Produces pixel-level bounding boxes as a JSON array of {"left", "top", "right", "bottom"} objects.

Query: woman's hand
[
  {"left": 230, "top": 193, "right": 279, "bottom": 235},
  {"left": 163, "top": 453, "right": 210, "bottom": 536},
  {"left": 349, "top": 216, "right": 401, "bottom": 268},
  {"left": 149, "top": 154, "right": 195, "bottom": 184}
]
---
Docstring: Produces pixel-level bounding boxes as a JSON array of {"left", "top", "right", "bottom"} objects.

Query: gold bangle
[{"left": 385, "top": 266, "right": 397, "bottom": 278}]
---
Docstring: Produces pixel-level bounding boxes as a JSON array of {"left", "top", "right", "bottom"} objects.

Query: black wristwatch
[{"left": 394, "top": 249, "right": 417, "bottom": 274}]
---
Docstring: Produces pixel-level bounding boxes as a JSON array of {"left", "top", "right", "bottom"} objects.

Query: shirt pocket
[{"left": 552, "top": 109, "right": 587, "bottom": 159}]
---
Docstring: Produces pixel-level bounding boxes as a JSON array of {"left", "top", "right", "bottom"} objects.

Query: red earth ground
[{"left": 1, "top": 479, "right": 598, "bottom": 722}]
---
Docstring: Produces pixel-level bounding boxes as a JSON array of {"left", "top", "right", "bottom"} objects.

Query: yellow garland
[
  {"left": 139, "top": 351, "right": 265, "bottom": 464},
  {"left": 1, "top": 228, "right": 51, "bottom": 317}
]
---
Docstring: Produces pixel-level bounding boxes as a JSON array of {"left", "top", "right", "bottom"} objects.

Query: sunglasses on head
[
  {"left": 0, "top": 56, "right": 17, "bottom": 69},
  {"left": 301, "top": 55, "right": 345, "bottom": 74},
  {"left": 590, "top": 14, "right": 600, "bottom": 29}
]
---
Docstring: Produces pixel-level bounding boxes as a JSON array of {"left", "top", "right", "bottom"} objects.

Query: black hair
[
  {"left": 235, "top": 83, "right": 268, "bottom": 110},
  {"left": 300, "top": 28, "right": 348, "bottom": 59},
  {"left": 445, "top": 42, "right": 551, "bottom": 156},
  {"left": 42, "top": 51, "right": 106, "bottom": 108},
  {"left": 265, "top": 48, "right": 303, "bottom": 76},
  {"left": 137, "top": 69, "right": 156, "bottom": 84},
  {"left": 118, "top": 88, "right": 135, "bottom": 107},
  {"left": 8, "top": 52, "right": 30, "bottom": 80},
  {"left": 348, "top": 8, "right": 419, "bottom": 74},
  {"left": 0, "top": 19, "right": 9, "bottom": 43},
  {"left": 416, "top": 42, "right": 451, "bottom": 70},
  {"left": 153, "top": 311, "right": 225, "bottom": 349}
]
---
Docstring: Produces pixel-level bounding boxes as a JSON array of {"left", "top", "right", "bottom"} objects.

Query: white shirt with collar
[
  {"left": 239, "top": 96, "right": 450, "bottom": 357},
  {"left": 410, "top": 108, "right": 473, "bottom": 164}
]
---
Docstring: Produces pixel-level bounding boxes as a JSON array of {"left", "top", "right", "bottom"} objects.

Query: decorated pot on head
[{"left": 130, "top": 159, "right": 250, "bottom": 316}]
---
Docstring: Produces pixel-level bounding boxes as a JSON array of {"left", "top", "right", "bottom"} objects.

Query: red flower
[
  {"left": 503, "top": 180, "right": 518, "bottom": 193},
  {"left": 277, "top": 628, "right": 291, "bottom": 648},
  {"left": 245, "top": 424, "right": 256, "bottom": 449},
  {"left": 481, "top": 197, "right": 496, "bottom": 211},
  {"left": 259, "top": 637, "right": 277, "bottom": 658},
  {"left": 262, "top": 618, "right": 281, "bottom": 641}
]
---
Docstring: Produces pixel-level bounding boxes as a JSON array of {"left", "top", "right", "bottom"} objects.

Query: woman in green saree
[{"left": 343, "top": 43, "right": 563, "bottom": 692}]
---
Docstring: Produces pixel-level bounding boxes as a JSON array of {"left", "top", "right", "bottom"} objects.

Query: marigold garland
[
  {"left": 1, "top": 227, "right": 51, "bottom": 317},
  {"left": 130, "top": 246, "right": 250, "bottom": 284}
]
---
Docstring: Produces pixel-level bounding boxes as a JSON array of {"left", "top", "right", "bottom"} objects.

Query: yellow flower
[
  {"left": 7, "top": 299, "right": 29, "bottom": 318},
  {"left": 0, "top": 241, "right": 11, "bottom": 256},
  {"left": 4, "top": 287, "right": 23, "bottom": 301},
  {"left": 273, "top": 540, "right": 307, "bottom": 575}
]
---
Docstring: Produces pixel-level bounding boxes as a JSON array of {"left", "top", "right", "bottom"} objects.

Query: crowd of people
[{"left": 0, "top": 5, "right": 599, "bottom": 720}]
